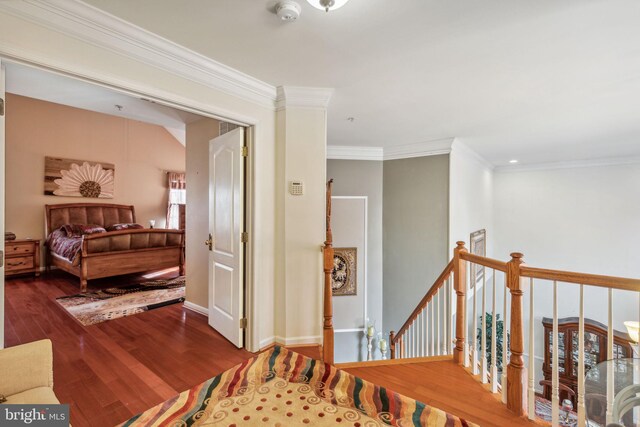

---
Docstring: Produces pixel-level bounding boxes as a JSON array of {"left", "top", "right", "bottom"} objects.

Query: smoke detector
[{"left": 276, "top": 0, "right": 301, "bottom": 21}]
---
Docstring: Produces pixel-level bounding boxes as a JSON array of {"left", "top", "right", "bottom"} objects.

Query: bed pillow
[
  {"left": 106, "top": 223, "right": 144, "bottom": 232},
  {"left": 62, "top": 224, "right": 107, "bottom": 237}
]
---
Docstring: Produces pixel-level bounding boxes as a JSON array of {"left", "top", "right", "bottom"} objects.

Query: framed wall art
[
  {"left": 331, "top": 247, "right": 357, "bottom": 296},
  {"left": 45, "top": 156, "right": 115, "bottom": 198},
  {"left": 469, "top": 229, "right": 486, "bottom": 287}
]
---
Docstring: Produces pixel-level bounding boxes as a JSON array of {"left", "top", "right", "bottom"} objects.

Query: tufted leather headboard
[{"left": 45, "top": 203, "right": 136, "bottom": 235}]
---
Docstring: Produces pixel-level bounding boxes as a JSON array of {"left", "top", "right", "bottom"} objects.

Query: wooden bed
[{"left": 45, "top": 203, "right": 185, "bottom": 292}]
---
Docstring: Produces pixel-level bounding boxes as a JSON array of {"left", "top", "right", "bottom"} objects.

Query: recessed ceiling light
[
  {"left": 509, "top": 159, "right": 519, "bottom": 164},
  {"left": 347, "top": 117, "right": 355, "bottom": 122}
]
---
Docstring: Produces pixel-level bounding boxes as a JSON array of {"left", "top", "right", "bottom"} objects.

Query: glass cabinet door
[
  {"left": 571, "top": 331, "right": 600, "bottom": 377},
  {"left": 549, "top": 331, "right": 566, "bottom": 374}
]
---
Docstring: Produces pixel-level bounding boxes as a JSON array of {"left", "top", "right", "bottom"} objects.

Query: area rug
[
  {"left": 121, "top": 346, "right": 476, "bottom": 427},
  {"left": 56, "top": 276, "right": 185, "bottom": 326}
]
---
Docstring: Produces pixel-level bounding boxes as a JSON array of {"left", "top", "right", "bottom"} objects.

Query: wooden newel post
[
  {"left": 389, "top": 331, "right": 396, "bottom": 359},
  {"left": 506, "top": 252, "right": 527, "bottom": 417},
  {"left": 323, "top": 180, "right": 335, "bottom": 365},
  {"left": 453, "top": 241, "right": 467, "bottom": 365}
]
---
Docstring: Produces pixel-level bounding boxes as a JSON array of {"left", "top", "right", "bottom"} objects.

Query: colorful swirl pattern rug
[{"left": 121, "top": 346, "right": 476, "bottom": 426}]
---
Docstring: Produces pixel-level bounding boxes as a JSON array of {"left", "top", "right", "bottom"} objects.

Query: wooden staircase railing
[
  {"left": 388, "top": 241, "right": 640, "bottom": 426},
  {"left": 322, "top": 179, "right": 334, "bottom": 365},
  {"left": 389, "top": 260, "right": 454, "bottom": 359}
]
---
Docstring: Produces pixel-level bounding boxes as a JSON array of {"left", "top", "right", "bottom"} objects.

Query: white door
[
  {"left": 0, "top": 60, "right": 5, "bottom": 348},
  {"left": 208, "top": 127, "right": 245, "bottom": 348}
]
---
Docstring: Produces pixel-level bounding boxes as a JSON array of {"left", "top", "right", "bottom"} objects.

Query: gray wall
[
  {"left": 327, "top": 160, "right": 383, "bottom": 361},
  {"left": 383, "top": 155, "right": 450, "bottom": 333}
]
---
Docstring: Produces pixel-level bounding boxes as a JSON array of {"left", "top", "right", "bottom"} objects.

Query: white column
[{"left": 276, "top": 86, "right": 333, "bottom": 345}]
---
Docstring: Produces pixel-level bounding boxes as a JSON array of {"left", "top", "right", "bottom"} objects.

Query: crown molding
[
  {"left": 450, "top": 140, "right": 494, "bottom": 171},
  {"left": 0, "top": 0, "right": 278, "bottom": 109},
  {"left": 327, "top": 138, "right": 456, "bottom": 161},
  {"left": 383, "top": 137, "right": 455, "bottom": 161},
  {"left": 276, "top": 86, "right": 334, "bottom": 110},
  {"left": 494, "top": 155, "right": 640, "bottom": 173},
  {"left": 327, "top": 145, "right": 384, "bottom": 161}
]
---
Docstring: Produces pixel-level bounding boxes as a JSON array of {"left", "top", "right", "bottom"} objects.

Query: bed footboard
[{"left": 78, "top": 229, "right": 185, "bottom": 291}]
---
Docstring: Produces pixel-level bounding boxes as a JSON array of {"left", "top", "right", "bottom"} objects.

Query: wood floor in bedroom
[{"left": 4, "top": 269, "right": 256, "bottom": 427}]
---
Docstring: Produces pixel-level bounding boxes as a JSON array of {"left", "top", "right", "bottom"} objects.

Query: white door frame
[{"left": 0, "top": 57, "right": 260, "bottom": 352}]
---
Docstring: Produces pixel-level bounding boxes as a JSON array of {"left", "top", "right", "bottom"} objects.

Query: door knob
[{"left": 204, "top": 234, "right": 213, "bottom": 251}]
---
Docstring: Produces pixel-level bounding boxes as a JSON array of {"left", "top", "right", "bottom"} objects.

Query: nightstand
[{"left": 4, "top": 239, "right": 41, "bottom": 277}]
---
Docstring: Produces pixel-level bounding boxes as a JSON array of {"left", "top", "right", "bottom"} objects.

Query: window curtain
[{"left": 166, "top": 172, "right": 186, "bottom": 229}]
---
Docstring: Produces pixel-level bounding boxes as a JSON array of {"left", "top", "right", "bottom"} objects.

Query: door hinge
[
  {"left": 241, "top": 146, "right": 248, "bottom": 157},
  {"left": 240, "top": 318, "right": 248, "bottom": 329},
  {"left": 241, "top": 232, "right": 248, "bottom": 243},
  {"left": 0, "top": 98, "right": 4, "bottom": 117}
]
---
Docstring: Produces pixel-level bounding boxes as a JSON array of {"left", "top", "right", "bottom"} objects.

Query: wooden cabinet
[
  {"left": 4, "top": 239, "right": 40, "bottom": 277},
  {"left": 542, "top": 317, "right": 633, "bottom": 404}
]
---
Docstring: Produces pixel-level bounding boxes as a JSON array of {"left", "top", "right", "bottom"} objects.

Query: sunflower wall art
[
  {"left": 331, "top": 247, "right": 357, "bottom": 296},
  {"left": 45, "top": 156, "right": 115, "bottom": 198}
]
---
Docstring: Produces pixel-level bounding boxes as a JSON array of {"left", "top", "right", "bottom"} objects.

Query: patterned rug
[
  {"left": 121, "top": 346, "right": 476, "bottom": 426},
  {"left": 56, "top": 276, "right": 185, "bottom": 326}
]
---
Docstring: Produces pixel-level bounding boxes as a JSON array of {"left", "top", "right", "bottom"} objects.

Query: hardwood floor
[
  {"left": 4, "top": 270, "right": 253, "bottom": 427},
  {"left": 344, "top": 361, "right": 540, "bottom": 427},
  {"left": 6, "top": 270, "right": 538, "bottom": 427}
]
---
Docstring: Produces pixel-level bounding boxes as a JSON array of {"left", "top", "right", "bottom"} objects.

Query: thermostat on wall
[{"left": 289, "top": 181, "right": 304, "bottom": 196}]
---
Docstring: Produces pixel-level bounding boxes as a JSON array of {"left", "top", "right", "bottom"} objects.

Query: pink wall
[{"left": 5, "top": 93, "right": 186, "bottom": 245}]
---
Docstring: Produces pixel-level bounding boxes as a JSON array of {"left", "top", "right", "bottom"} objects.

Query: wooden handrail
[
  {"left": 390, "top": 260, "right": 454, "bottom": 345},
  {"left": 322, "top": 179, "right": 335, "bottom": 365},
  {"left": 386, "top": 241, "right": 640, "bottom": 418},
  {"left": 460, "top": 252, "right": 507, "bottom": 272},
  {"left": 521, "top": 266, "right": 640, "bottom": 292}
]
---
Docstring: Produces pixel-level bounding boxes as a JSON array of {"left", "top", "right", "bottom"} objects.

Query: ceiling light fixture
[
  {"left": 306, "top": 0, "right": 350, "bottom": 12},
  {"left": 509, "top": 159, "right": 519, "bottom": 164},
  {"left": 276, "top": 1, "right": 301, "bottom": 21}
]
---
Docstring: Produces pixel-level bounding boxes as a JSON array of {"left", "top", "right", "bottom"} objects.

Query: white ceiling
[
  {"left": 72, "top": 1, "right": 640, "bottom": 165},
  {"left": 5, "top": 62, "right": 203, "bottom": 144}
]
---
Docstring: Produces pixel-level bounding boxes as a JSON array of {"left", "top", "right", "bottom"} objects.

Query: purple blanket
[{"left": 46, "top": 229, "right": 83, "bottom": 266}]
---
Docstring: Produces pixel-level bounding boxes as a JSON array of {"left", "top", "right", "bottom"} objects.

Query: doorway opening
[{"left": 1, "top": 57, "right": 257, "bottom": 377}]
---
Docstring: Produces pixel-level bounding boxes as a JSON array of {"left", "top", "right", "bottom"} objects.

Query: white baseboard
[
  {"left": 277, "top": 335, "right": 322, "bottom": 346},
  {"left": 260, "top": 336, "right": 276, "bottom": 349},
  {"left": 259, "top": 335, "right": 322, "bottom": 350},
  {"left": 183, "top": 300, "right": 208, "bottom": 316}
]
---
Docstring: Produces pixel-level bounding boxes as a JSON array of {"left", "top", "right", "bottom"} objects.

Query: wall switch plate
[{"left": 289, "top": 181, "right": 304, "bottom": 196}]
